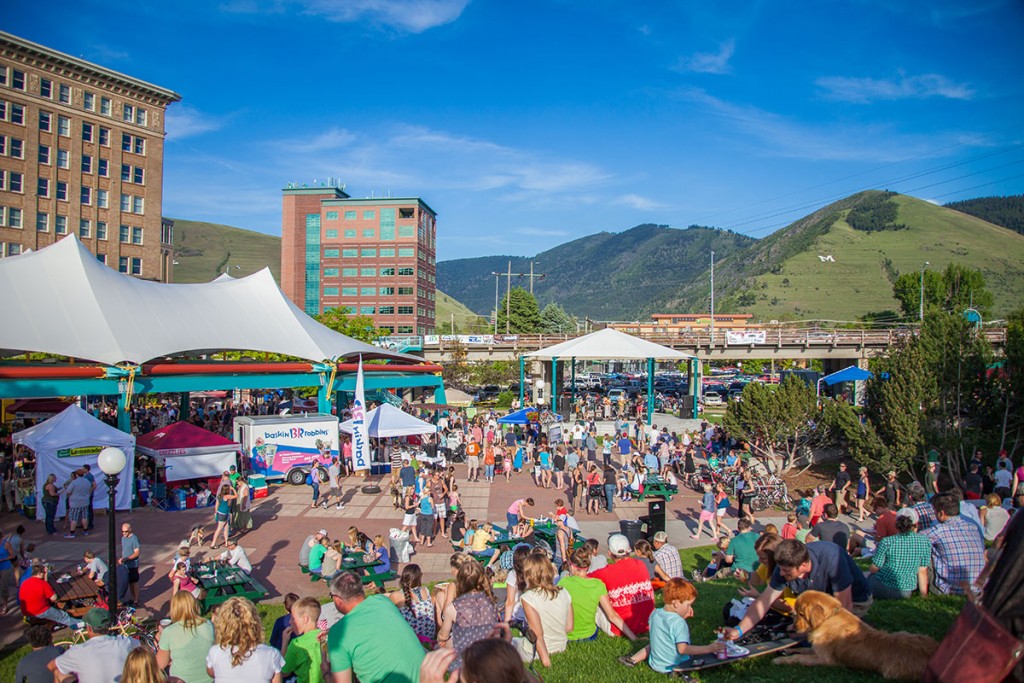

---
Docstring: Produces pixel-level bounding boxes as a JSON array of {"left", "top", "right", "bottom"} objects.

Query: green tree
[
  {"left": 496, "top": 288, "right": 542, "bottom": 334},
  {"left": 316, "top": 309, "right": 382, "bottom": 343},
  {"left": 993, "top": 308, "right": 1024, "bottom": 455},
  {"left": 723, "top": 375, "right": 817, "bottom": 472},
  {"left": 539, "top": 303, "right": 577, "bottom": 335},
  {"left": 892, "top": 263, "right": 993, "bottom": 319}
]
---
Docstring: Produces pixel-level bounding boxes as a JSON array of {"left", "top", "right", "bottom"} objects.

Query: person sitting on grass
[
  {"left": 469, "top": 522, "right": 496, "bottom": 560},
  {"left": 868, "top": 512, "right": 931, "bottom": 600},
  {"left": 281, "top": 596, "right": 324, "bottom": 683},
  {"left": 738, "top": 533, "right": 796, "bottom": 615},
  {"left": 561, "top": 548, "right": 637, "bottom": 642},
  {"left": 691, "top": 536, "right": 732, "bottom": 582},
  {"left": 619, "top": 578, "right": 724, "bottom": 672}
]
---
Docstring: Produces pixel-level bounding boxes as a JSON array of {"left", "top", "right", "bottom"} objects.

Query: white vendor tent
[
  {"left": 0, "top": 235, "right": 419, "bottom": 365},
  {"left": 340, "top": 403, "right": 438, "bottom": 437},
  {"left": 136, "top": 421, "right": 240, "bottom": 482},
  {"left": 13, "top": 404, "right": 135, "bottom": 518},
  {"left": 525, "top": 327, "right": 693, "bottom": 360}
]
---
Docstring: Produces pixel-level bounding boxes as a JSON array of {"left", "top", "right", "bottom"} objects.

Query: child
[
  {"left": 80, "top": 550, "right": 108, "bottom": 587},
  {"left": 691, "top": 536, "right": 732, "bottom": 582},
  {"left": 502, "top": 448, "right": 513, "bottom": 481},
  {"left": 270, "top": 593, "right": 300, "bottom": 650},
  {"left": 461, "top": 519, "right": 478, "bottom": 549},
  {"left": 691, "top": 484, "right": 717, "bottom": 540},
  {"left": 448, "top": 484, "right": 461, "bottom": 516},
  {"left": 281, "top": 596, "right": 324, "bottom": 683},
  {"left": 306, "top": 469, "right": 320, "bottom": 508},
  {"left": 619, "top": 578, "right": 723, "bottom": 672},
  {"left": 171, "top": 545, "right": 192, "bottom": 573},
  {"left": 781, "top": 514, "right": 798, "bottom": 540}
]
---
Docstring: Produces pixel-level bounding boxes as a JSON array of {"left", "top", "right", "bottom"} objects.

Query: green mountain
[
  {"left": 673, "top": 191, "right": 1024, "bottom": 320},
  {"left": 435, "top": 224, "right": 756, "bottom": 320},
  {"left": 944, "top": 195, "right": 1024, "bottom": 236}
]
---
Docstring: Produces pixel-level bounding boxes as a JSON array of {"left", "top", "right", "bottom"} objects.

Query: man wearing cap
[
  {"left": 589, "top": 533, "right": 655, "bottom": 636},
  {"left": 651, "top": 531, "right": 683, "bottom": 581},
  {"left": 48, "top": 607, "right": 139, "bottom": 683},
  {"left": 299, "top": 529, "right": 328, "bottom": 568},
  {"left": 883, "top": 470, "right": 902, "bottom": 509},
  {"left": 903, "top": 482, "right": 938, "bottom": 532},
  {"left": 18, "top": 560, "right": 82, "bottom": 629}
]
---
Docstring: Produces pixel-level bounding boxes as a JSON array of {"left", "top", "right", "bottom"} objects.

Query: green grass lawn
[{"left": 0, "top": 544, "right": 962, "bottom": 682}]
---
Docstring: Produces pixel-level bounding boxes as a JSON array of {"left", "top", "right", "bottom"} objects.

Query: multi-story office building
[
  {"left": 0, "top": 31, "right": 180, "bottom": 281},
  {"left": 282, "top": 185, "right": 438, "bottom": 335}
]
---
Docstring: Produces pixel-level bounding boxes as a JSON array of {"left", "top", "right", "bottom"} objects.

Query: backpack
[{"left": 305, "top": 472, "right": 314, "bottom": 486}]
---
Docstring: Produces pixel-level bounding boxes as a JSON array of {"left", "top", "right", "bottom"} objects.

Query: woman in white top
[
  {"left": 514, "top": 552, "right": 573, "bottom": 667},
  {"left": 206, "top": 597, "right": 283, "bottom": 682}
]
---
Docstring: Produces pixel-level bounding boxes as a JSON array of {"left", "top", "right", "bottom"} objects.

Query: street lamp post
[
  {"left": 919, "top": 261, "right": 930, "bottom": 322},
  {"left": 98, "top": 446, "right": 127, "bottom": 622}
]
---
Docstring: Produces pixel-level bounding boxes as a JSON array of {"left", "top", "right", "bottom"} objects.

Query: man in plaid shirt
[
  {"left": 925, "top": 492, "right": 985, "bottom": 595},
  {"left": 651, "top": 531, "right": 684, "bottom": 579}
]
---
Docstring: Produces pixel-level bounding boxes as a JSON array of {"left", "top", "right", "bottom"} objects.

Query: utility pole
[
  {"left": 710, "top": 251, "right": 715, "bottom": 344},
  {"left": 499, "top": 261, "right": 547, "bottom": 333},
  {"left": 526, "top": 261, "right": 546, "bottom": 295},
  {"left": 506, "top": 261, "right": 512, "bottom": 334},
  {"left": 491, "top": 272, "right": 500, "bottom": 335},
  {"left": 919, "top": 261, "right": 929, "bottom": 322}
]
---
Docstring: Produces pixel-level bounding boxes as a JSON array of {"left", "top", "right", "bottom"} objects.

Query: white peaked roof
[
  {"left": 340, "top": 403, "right": 438, "bottom": 437},
  {"left": 0, "top": 236, "right": 419, "bottom": 365},
  {"left": 13, "top": 404, "right": 135, "bottom": 451},
  {"left": 525, "top": 327, "right": 693, "bottom": 361}
]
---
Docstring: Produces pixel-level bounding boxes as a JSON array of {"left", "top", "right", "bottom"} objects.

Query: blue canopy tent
[
  {"left": 821, "top": 366, "right": 873, "bottom": 385},
  {"left": 496, "top": 408, "right": 564, "bottom": 425}
]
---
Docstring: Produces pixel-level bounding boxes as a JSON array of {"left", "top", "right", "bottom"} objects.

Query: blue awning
[
  {"left": 496, "top": 408, "right": 563, "bottom": 425},
  {"left": 821, "top": 366, "right": 873, "bottom": 386}
]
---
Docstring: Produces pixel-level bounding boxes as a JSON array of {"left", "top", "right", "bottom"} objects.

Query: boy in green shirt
[{"left": 282, "top": 597, "right": 324, "bottom": 683}]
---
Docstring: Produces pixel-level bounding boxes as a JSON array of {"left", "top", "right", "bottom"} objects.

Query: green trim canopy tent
[{"left": 524, "top": 328, "right": 694, "bottom": 424}]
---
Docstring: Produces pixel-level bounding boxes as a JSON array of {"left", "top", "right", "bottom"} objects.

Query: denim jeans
[
  {"left": 868, "top": 572, "right": 913, "bottom": 600},
  {"left": 37, "top": 606, "right": 80, "bottom": 629},
  {"left": 604, "top": 484, "right": 616, "bottom": 512},
  {"left": 507, "top": 513, "right": 518, "bottom": 528},
  {"left": 484, "top": 465, "right": 495, "bottom": 480},
  {"left": 43, "top": 500, "right": 57, "bottom": 535}
]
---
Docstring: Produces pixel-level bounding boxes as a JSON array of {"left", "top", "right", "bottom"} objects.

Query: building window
[
  {"left": 135, "top": 109, "right": 147, "bottom": 126},
  {"left": 57, "top": 116, "right": 70, "bottom": 137},
  {"left": 398, "top": 286, "right": 414, "bottom": 295},
  {"left": 363, "top": 210, "right": 375, "bottom": 219},
  {"left": 96, "top": 253, "right": 105, "bottom": 264},
  {"left": 98, "top": 159, "right": 109, "bottom": 177},
  {"left": 40, "top": 78, "right": 52, "bottom": 98},
  {"left": 398, "top": 248, "right": 415, "bottom": 257},
  {"left": 380, "top": 208, "right": 395, "bottom": 240},
  {"left": 325, "top": 229, "right": 338, "bottom": 238},
  {"left": 397, "top": 306, "right": 414, "bottom": 315},
  {"left": 342, "top": 267, "right": 357, "bottom": 277},
  {"left": 59, "top": 84, "right": 71, "bottom": 104},
  {"left": 398, "top": 326, "right": 414, "bottom": 333},
  {"left": 398, "top": 267, "right": 415, "bottom": 276},
  {"left": 39, "top": 111, "right": 51, "bottom": 132},
  {"left": 131, "top": 258, "right": 142, "bottom": 275},
  {"left": 82, "top": 122, "right": 93, "bottom": 142},
  {"left": 97, "top": 189, "right": 108, "bottom": 208},
  {"left": 380, "top": 248, "right": 395, "bottom": 257},
  {"left": 79, "top": 219, "right": 91, "bottom": 237},
  {"left": 360, "top": 287, "right": 375, "bottom": 296},
  {"left": 379, "top": 306, "right": 395, "bottom": 315},
  {"left": 8, "top": 207, "right": 22, "bottom": 228},
  {"left": 323, "top": 268, "right": 339, "bottom": 277},
  {"left": 360, "top": 268, "right": 376, "bottom": 277},
  {"left": 325, "top": 211, "right": 338, "bottom": 220},
  {"left": 121, "top": 164, "right": 144, "bottom": 184},
  {"left": 123, "top": 104, "right": 134, "bottom": 122},
  {"left": 122, "top": 134, "right": 145, "bottom": 155},
  {"left": 7, "top": 172, "right": 22, "bottom": 193},
  {"left": 344, "top": 211, "right": 357, "bottom": 220},
  {"left": 360, "top": 248, "right": 376, "bottom": 257},
  {"left": 360, "top": 306, "right": 375, "bottom": 315},
  {"left": 342, "top": 248, "right": 357, "bottom": 258},
  {"left": 323, "top": 248, "right": 340, "bottom": 258},
  {"left": 38, "top": 145, "right": 50, "bottom": 164},
  {"left": 96, "top": 221, "right": 107, "bottom": 240},
  {"left": 5, "top": 242, "right": 22, "bottom": 256},
  {"left": 341, "top": 287, "right": 357, "bottom": 296},
  {"left": 83, "top": 92, "right": 95, "bottom": 111},
  {"left": 5, "top": 137, "right": 21, "bottom": 158},
  {"left": 81, "top": 186, "right": 92, "bottom": 205},
  {"left": 57, "top": 149, "right": 69, "bottom": 169},
  {"left": 362, "top": 228, "right": 374, "bottom": 238},
  {"left": 343, "top": 229, "right": 356, "bottom": 238},
  {"left": 99, "top": 127, "right": 110, "bottom": 146},
  {"left": 53, "top": 181, "right": 66, "bottom": 201},
  {"left": 132, "top": 227, "right": 143, "bottom": 244},
  {"left": 3, "top": 102, "right": 24, "bottom": 125},
  {"left": 398, "top": 225, "right": 415, "bottom": 238},
  {"left": 133, "top": 196, "right": 144, "bottom": 214},
  {"left": 100, "top": 97, "right": 111, "bottom": 116},
  {"left": 380, "top": 287, "right": 395, "bottom": 295},
  {"left": 55, "top": 215, "right": 67, "bottom": 234},
  {"left": 119, "top": 225, "right": 131, "bottom": 242},
  {"left": 37, "top": 213, "right": 49, "bottom": 231},
  {"left": 38, "top": 178, "right": 50, "bottom": 198},
  {"left": 11, "top": 69, "right": 25, "bottom": 91},
  {"left": 82, "top": 155, "right": 92, "bottom": 173},
  {"left": 399, "top": 208, "right": 415, "bottom": 219},
  {"left": 323, "top": 287, "right": 339, "bottom": 296},
  {"left": 0, "top": 67, "right": 5, "bottom": 86},
  {"left": 380, "top": 267, "right": 396, "bottom": 276},
  {"left": 118, "top": 257, "right": 129, "bottom": 273}
]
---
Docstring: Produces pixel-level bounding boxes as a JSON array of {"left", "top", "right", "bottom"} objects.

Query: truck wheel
[{"left": 286, "top": 468, "right": 307, "bottom": 486}]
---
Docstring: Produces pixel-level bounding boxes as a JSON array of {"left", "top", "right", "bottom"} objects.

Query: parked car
[
  {"left": 473, "top": 385, "right": 503, "bottom": 403},
  {"left": 702, "top": 391, "right": 724, "bottom": 406}
]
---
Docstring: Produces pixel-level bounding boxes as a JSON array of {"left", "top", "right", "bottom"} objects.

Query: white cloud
[
  {"left": 165, "top": 105, "right": 226, "bottom": 140},
  {"left": 221, "top": 0, "right": 469, "bottom": 32},
  {"left": 515, "top": 227, "right": 567, "bottom": 237},
  {"left": 675, "top": 39, "right": 735, "bottom": 75},
  {"left": 613, "top": 194, "right": 666, "bottom": 211},
  {"left": 288, "top": 127, "right": 357, "bottom": 152},
  {"left": 816, "top": 73, "right": 975, "bottom": 103}
]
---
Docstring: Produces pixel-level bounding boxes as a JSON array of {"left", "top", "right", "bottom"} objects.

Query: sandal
[{"left": 618, "top": 655, "right": 638, "bottom": 668}]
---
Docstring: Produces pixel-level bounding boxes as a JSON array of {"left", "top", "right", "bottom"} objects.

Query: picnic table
[
  {"left": 638, "top": 476, "right": 677, "bottom": 501},
  {"left": 486, "top": 522, "right": 585, "bottom": 552},
  {"left": 49, "top": 573, "right": 100, "bottom": 617},
  {"left": 195, "top": 561, "right": 269, "bottom": 613}
]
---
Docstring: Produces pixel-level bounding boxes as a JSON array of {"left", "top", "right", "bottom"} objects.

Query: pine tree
[{"left": 496, "top": 288, "right": 542, "bottom": 334}]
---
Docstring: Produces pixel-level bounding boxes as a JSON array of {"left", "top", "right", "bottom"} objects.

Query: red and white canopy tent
[{"left": 136, "top": 421, "right": 240, "bottom": 482}]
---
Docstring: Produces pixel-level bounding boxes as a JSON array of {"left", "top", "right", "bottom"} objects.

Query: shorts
[
  {"left": 467, "top": 456, "right": 480, "bottom": 469},
  {"left": 215, "top": 511, "right": 229, "bottom": 523},
  {"left": 403, "top": 512, "right": 416, "bottom": 526},
  {"left": 127, "top": 566, "right": 140, "bottom": 584},
  {"left": 716, "top": 508, "right": 727, "bottom": 518},
  {"left": 699, "top": 510, "right": 716, "bottom": 523},
  {"left": 434, "top": 503, "right": 447, "bottom": 519},
  {"left": 69, "top": 506, "right": 89, "bottom": 523},
  {"left": 330, "top": 487, "right": 341, "bottom": 497}
]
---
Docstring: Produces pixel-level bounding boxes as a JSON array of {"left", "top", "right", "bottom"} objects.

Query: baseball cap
[
  {"left": 608, "top": 533, "right": 631, "bottom": 556},
  {"left": 83, "top": 608, "right": 112, "bottom": 630},
  {"left": 317, "top": 529, "right": 328, "bottom": 537},
  {"left": 896, "top": 508, "right": 920, "bottom": 525},
  {"left": 653, "top": 531, "right": 669, "bottom": 543}
]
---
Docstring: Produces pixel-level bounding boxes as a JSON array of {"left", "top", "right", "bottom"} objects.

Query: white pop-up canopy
[
  {"left": 525, "top": 327, "right": 693, "bottom": 360},
  {"left": 0, "top": 235, "right": 419, "bottom": 365},
  {"left": 340, "top": 403, "right": 438, "bottom": 437},
  {"left": 13, "top": 404, "right": 136, "bottom": 518}
]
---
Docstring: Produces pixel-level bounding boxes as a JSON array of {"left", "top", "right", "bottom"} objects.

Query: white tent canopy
[
  {"left": 525, "top": 327, "right": 693, "bottom": 361},
  {"left": 340, "top": 403, "right": 438, "bottom": 437},
  {"left": 13, "top": 404, "right": 136, "bottom": 518},
  {"left": 0, "top": 235, "right": 418, "bottom": 365}
]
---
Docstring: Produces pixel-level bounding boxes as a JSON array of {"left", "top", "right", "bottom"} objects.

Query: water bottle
[{"left": 716, "top": 633, "right": 727, "bottom": 660}]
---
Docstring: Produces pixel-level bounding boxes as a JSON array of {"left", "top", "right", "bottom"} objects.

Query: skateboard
[{"left": 670, "top": 637, "right": 801, "bottom": 676}]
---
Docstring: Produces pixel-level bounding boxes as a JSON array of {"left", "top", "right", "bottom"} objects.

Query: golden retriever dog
[{"left": 776, "top": 590, "right": 938, "bottom": 680}]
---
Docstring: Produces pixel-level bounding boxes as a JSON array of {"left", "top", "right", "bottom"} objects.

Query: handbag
[{"left": 923, "top": 599, "right": 1024, "bottom": 683}]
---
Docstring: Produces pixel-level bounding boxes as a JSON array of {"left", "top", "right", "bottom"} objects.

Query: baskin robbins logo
[
  {"left": 351, "top": 399, "right": 368, "bottom": 469},
  {"left": 261, "top": 427, "right": 332, "bottom": 440}
]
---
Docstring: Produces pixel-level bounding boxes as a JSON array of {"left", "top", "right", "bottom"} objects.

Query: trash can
[
  {"left": 642, "top": 499, "right": 667, "bottom": 540},
  {"left": 618, "top": 519, "right": 643, "bottom": 548}
]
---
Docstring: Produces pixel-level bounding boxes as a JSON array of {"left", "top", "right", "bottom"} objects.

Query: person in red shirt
[
  {"left": 18, "top": 560, "right": 82, "bottom": 629},
  {"left": 589, "top": 534, "right": 654, "bottom": 636},
  {"left": 781, "top": 513, "right": 799, "bottom": 540},
  {"left": 872, "top": 496, "right": 898, "bottom": 542},
  {"left": 808, "top": 486, "right": 832, "bottom": 527}
]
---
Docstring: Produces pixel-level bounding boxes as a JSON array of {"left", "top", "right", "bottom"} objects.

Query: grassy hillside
[
  {"left": 436, "top": 290, "right": 489, "bottom": 332},
  {"left": 168, "top": 217, "right": 281, "bottom": 283},
  {"left": 703, "top": 192, "right": 1024, "bottom": 320}
]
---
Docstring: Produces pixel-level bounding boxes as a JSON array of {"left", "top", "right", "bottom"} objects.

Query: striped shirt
[
  {"left": 925, "top": 516, "right": 986, "bottom": 595},
  {"left": 871, "top": 532, "right": 931, "bottom": 592}
]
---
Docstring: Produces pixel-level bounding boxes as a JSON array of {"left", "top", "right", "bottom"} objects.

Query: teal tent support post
[
  {"left": 179, "top": 392, "right": 190, "bottom": 417},
  {"left": 117, "top": 390, "right": 130, "bottom": 433},
  {"left": 570, "top": 358, "right": 576, "bottom": 410},
  {"left": 433, "top": 383, "right": 447, "bottom": 405},
  {"left": 519, "top": 356, "right": 525, "bottom": 407},
  {"left": 646, "top": 357, "right": 654, "bottom": 425},
  {"left": 551, "top": 357, "right": 558, "bottom": 414}
]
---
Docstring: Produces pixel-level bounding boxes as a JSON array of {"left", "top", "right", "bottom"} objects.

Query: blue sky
[{"left": 8, "top": 0, "right": 1024, "bottom": 260}]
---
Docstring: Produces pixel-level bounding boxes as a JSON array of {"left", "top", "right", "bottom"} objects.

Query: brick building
[
  {"left": 0, "top": 31, "right": 180, "bottom": 281},
  {"left": 281, "top": 185, "right": 438, "bottom": 335}
]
